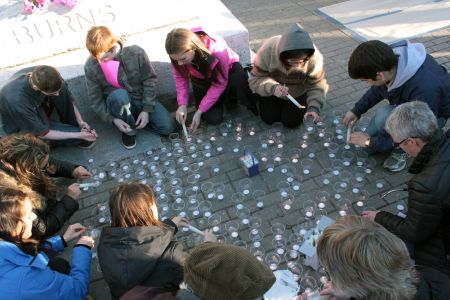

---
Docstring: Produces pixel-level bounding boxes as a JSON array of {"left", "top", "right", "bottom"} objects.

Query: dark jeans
[
  {"left": 191, "top": 62, "right": 256, "bottom": 125},
  {"left": 106, "top": 89, "right": 176, "bottom": 136},
  {"left": 47, "top": 83, "right": 83, "bottom": 147},
  {"left": 257, "top": 94, "right": 307, "bottom": 128}
]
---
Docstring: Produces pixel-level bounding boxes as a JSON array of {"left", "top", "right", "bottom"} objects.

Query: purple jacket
[{"left": 171, "top": 29, "right": 239, "bottom": 113}]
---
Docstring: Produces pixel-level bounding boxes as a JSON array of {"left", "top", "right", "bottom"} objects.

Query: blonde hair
[
  {"left": 109, "top": 182, "right": 161, "bottom": 228},
  {"left": 165, "top": 28, "right": 210, "bottom": 57},
  {"left": 86, "top": 26, "right": 118, "bottom": 59},
  {"left": 317, "top": 216, "right": 417, "bottom": 300}
]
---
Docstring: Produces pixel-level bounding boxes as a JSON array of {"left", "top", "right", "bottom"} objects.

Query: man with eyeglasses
[
  {"left": 362, "top": 101, "right": 450, "bottom": 298},
  {"left": 343, "top": 40, "right": 450, "bottom": 172},
  {"left": 0, "top": 65, "right": 97, "bottom": 148}
]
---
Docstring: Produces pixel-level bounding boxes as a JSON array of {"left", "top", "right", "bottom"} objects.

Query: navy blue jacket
[{"left": 352, "top": 55, "right": 450, "bottom": 152}]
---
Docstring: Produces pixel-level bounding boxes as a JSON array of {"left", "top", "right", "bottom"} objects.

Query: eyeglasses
[
  {"left": 394, "top": 137, "right": 415, "bottom": 147},
  {"left": 286, "top": 57, "right": 309, "bottom": 66}
]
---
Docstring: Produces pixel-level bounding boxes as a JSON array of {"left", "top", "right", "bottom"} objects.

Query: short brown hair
[
  {"left": 317, "top": 216, "right": 417, "bottom": 299},
  {"left": 31, "top": 66, "right": 62, "bottom": 93},
  {"left": 348, "top": 40, "right": 398, "bottom": 80},
  {"left": 86, "top": 26, "right": 118, "bottom": 59},
  {"left": 109, "top": 182, "right": 161, "bottom": 228}
]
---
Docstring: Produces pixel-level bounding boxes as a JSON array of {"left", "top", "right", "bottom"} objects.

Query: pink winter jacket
[{"left": 171, "top": 30, "right": 239, "bottom": 113}]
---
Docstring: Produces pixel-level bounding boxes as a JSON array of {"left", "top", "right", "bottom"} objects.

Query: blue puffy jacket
[{"left": 0, "top": 236, "right": 91, "bottom": 300}]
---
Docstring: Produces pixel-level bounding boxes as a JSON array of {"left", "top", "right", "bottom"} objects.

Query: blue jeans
[
  {"left": 106, "top": 89, "right": 176, "bottom": 135},
  {"left": 366, "top": 105, "right": 394, "bottom": 137},
  {"left": 48, "top": 121, "right": 83, "bottom": 147}
]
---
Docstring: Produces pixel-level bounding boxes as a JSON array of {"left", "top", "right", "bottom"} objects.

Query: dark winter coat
[
  {"left": 375, "top": 129, "right": 450, "bottom": 276},
  {"left": 98, "top": 220, "right": 187, "bottom": 300},
  {"left": 0, "top": 157, "right": 79, "bottom": 239}
]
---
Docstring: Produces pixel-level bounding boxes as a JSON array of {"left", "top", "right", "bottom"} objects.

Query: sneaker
[
  {"left": 122, "top": 133, "right": 136, "bottom": 150},
  {"left": 78, "top": 140, "right": 96, "bottom": 149},
  {"left": 383, "top": 151, "right": 409, "bottom": 172}
]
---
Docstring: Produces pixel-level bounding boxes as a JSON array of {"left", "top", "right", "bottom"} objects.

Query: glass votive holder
[
  {"left": 321, "top": 132, "right": 334, "bottom": 149},
  {"left": 177, "top": 156, "right": 191, "bottom": 172},
  {"left": 305, "top": 143, "right": 319, "bottom": 159},
  {"left": 340, "top": 169, "right": 352, "bottom": 182},
  {"left": 207, "top": 127, "right": 219, "bottom": 142},
  {"left": 172, "top": 198, "right": 185, "bottom": 211},
  {"left": 271, "top": 148, "right": 283, "bottom": 163},
  {"left": 375, "top": 178, "right": 388, "bottom": 190},
  {"left": 271, "top": 222, "right": 286, "bottom": 241},
  {"left": 265, "top": 252, "right": 281, "bottom": 271},
  {"left": 225, "top": 220, "right": 240, "bottom": 239},
  {"left": 270, "top": 122, "right": 283, "bottom": 138},
  {"left": 147, "top": 162, "right": 159, "bottom": 173},
  {"left": 186, "top": 197, "right": 200, "bottom": 217},
  {"left": 247, "top": 121, "right": 257, "bottom": 136},
  {"left": 152, "top": 183, "right": 165, "bottom": 196},
  {"left": 304, "top": 115, "right": 315, "bottom": 132},
  {"left": 272, "top": 237, "right": 287, "bottom": 255},
  {"left": 335, "top": 123, "right": 346, "bottom": 142},
  {"left": 208, "top": 214, "right": 222, "bottom": 233},
  {"left": 238, "top": 178, "right": 253, "bottom": 197},
  {"left": 396, "top": 200, "right": 407, "bottom": 215},
  {"left": 232, "top": 192, "right": 246, "bottom": 210},
  {"left": 250, "top": 245, "right": 266, "bottom": 262},
  {"left": 277, "top": 181, "right": 291, "bottom": 198},
  {"left": 316, "top": 190, "right": 330, "bottom": 209},
  {"left": 355, "top": 150, "right": 368, "bottom": 166},
  {"left": 213, "top": 183, "right": 225, "bottom": 201},
  {"left": 208, "top": 157, "right": 221, "bottom": 175},
  {"left": 300, "top": 276, "right": 318, "bottom": 294},
  {"left": 265, "top": 160, "right": 275, "bottom": 173},
  {"left": 341, "top": 150, "right": 354, "bottom": 167},
  {"left": 288, "top": 148, "right": 301, "bottom": 164},
  {"left": 289, "top": 233, "right": 304, "bottom": 251},
  {"left": 214, "top": 142, "right": 225, "bottom": 155},
  {"left": 236, "top": 207, "right": 251, "bottom": 225},
  {"left": 198, "top": 201, "right": 212, "bottom": 218},
  {"left": 171, "top": 185, "right": 184, "bottom": 198},
  {"left": 285, "top": 249, "right": 300, "bottom": 269},
  {"left": 320, "top": 168, "right": 333, "bottom": 186},
  {"left": 288, "top": 262, "right": 304, "bottom": 282},
  {"left": 289, "top": 175, "right": 302, "bottom": 193},
  {"left": 231, "top": 143, "right": 241, "bottom": 155},
  {"left": 281, "top": 193, "right": 295, "bottom": 211},
  {"left": 303, "top": 200, "right": 316, "bottom": 220},
  {"left": 186, "top": 173, "right": 200, "bottom": 185},
  {"left": 253, "top": 190, "right": 266, "bottom": 209},
  {"left": 332, "top": 109, "right": 343, "bottom": 125},
  {"left": 300, "top": 158, "right": 313, "bottom": 175},
  {"left": 220, "top": 123, "right": 231, "bottom": 137},
  {"left": 327, "top": 142, "right": 339, "bottom": 159},
  {"left": 337, "top": 198, "right": 352, "bottom": 217},
  {"left": 201, "top": 182, "right": 215, "bottom": 201},
  {"left": 173, "top": 146, "right": 184, "bottom": 157},
  {"left": 259, "top": 133, "right": 271, "bottom": 148}
]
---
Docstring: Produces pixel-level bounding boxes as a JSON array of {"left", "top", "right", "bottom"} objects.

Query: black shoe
[
  {"left": 122, "top": 133, "right": 136, "bottom": 149},
  {"left": 78, "top": 140, "right": 96, "bottom": 149}
]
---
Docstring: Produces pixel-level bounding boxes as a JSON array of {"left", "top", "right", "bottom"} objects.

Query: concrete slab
[{"left": 0, "top": 0, "right": 250, "bottom": 101}]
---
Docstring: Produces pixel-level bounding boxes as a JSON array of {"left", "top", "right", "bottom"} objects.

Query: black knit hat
[{"left": 184, "top": 243, "right": 276, "bottom": 300}]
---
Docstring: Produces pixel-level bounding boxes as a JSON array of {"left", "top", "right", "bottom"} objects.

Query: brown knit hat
[{"left": 184, "top": 243, "right": 276, "bottom": 300}]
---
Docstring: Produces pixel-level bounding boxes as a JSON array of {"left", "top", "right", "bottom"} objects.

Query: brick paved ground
[{"left": 54, "top": 1, "right": 450, "bottom": 298}]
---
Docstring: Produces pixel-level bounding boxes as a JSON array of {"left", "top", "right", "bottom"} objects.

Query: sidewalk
[{"left": 53, "top": 0, "right": 450, "bottom": 298}]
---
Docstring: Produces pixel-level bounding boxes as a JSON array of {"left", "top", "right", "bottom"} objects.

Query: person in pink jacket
[{"left": 165, "top": 27, "right": 256, "bottom": 132}]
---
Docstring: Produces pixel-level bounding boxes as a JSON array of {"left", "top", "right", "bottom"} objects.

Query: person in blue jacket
[
  {"left": 343, "top": 40, "right": 450, "bottom": 172},
  {"left": 0, "top": 185, "right": 94, "bottom": 300}
]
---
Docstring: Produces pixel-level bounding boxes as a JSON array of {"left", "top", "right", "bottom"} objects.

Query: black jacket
[
  {"left": 98, "top": 219, "right": 187, "bottom": 300},
  {"left": 375, "top": 129, "right": 450, "bottom": 275},
  {"left": 0, "top": 157, "right": 79, "bottom": 239}
]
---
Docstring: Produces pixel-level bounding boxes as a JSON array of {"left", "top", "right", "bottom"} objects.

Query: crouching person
[{"left": 0, "top": 185, "right": 94, "bottom": 300}]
